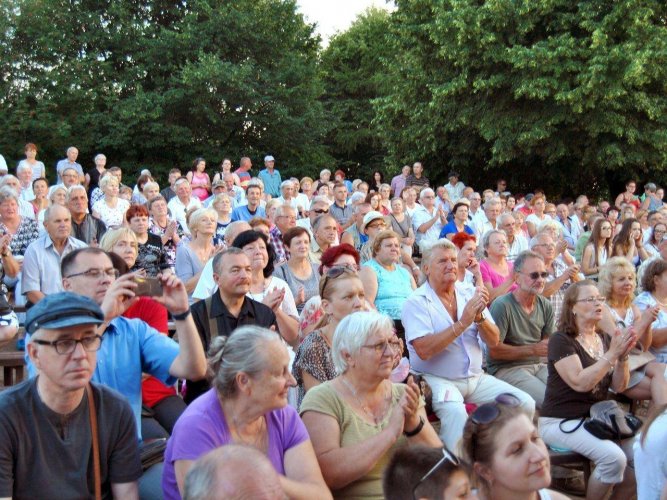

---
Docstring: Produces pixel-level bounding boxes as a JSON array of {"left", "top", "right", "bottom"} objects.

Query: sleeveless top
[
  {"left": 608, "top": 304, "right": 634, "bottom": 329},
  {"left": 364, "top": 259, "right": 413, "bottom": 319},
  {"left": 538, "top": 489, "right": 552, "bottom": 500}
]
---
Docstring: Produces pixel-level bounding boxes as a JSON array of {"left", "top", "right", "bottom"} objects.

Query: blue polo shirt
[
  {"left": 230, "top": 204, "right": 266, "bottom": 222},
  {"left": 258, "top": 168, "right": 282, "bottom": 198},
  {"left": 26, "top": 316, "right": 179, "bottom": 440}
]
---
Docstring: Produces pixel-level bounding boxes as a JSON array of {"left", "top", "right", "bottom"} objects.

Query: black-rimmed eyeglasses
[
  {"left": 32, "top": 335, "right": 103, "bottom": 355},
  {"left": 65, "top": 268, "right": 120, "bottom": 280}
]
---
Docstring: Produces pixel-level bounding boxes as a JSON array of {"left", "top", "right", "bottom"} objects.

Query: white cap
[{"left": 264, "top": 155, "right": 275, "bottom": 162}]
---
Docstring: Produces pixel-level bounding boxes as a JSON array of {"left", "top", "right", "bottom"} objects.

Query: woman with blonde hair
[
  {"left": 175, "top": 208, "right": 220, "bottom": 297},
  {"left": 598, "top": 257, "right": 667, "bottom": 406},
  {"left": 92, "top": 174, "right": 130, "bottom": 229}
]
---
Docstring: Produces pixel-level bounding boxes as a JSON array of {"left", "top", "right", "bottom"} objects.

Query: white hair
[
  {"left": 66, "top": 184, "right": 87, "bottom": 201},
  {"left": 419, "top": 188, "right": 435, "bottom": 201},
  {"left": 331, "top": 311, "right": 394, "bottom": 374}
]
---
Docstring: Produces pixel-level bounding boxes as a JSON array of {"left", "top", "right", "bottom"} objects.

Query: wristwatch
[{"left": 474, "top": 311, "right": 487, "bottom": 324}]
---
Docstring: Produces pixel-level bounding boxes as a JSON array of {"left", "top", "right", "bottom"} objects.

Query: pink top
[
  {"left": 190, "top": 171, "right": 210, "bottom": 201},
  {"left": 480, "top": 259, "right": 517, "bottom": 292}
]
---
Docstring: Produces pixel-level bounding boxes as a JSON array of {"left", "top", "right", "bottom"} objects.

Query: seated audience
[
  {"left": 175, "top": 208, "right": 220, "bottom": 298},
  {"left": 479, "top": 229, "right": 517, "bottom": 302},
  {"left": 67, "top": 185, "right": 107, "bottom": 244},
  {"left": 273, "top": 227, "right": 319, "bottom": 314},
  {"left": 635, "top": 259, "right": 667, "bottom": 364},
  {"left": 92, "top": 174, "right": 130, "bottom": 229},
  {"left": 581, "top": 218, "right": 613, "bottom": 279},
  {"left": 126, "top": 203, "right": 167, "bottom": 276},
  {"left": 634, "top": 404, "right": 667, "bottom": 500}
]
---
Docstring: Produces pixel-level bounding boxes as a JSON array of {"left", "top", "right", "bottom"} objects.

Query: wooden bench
[
  {"left": 0, "top": 347, "right": 25, "bottom": 388},
  {"left": 548, "top": 449, "right": 591, "bottom": 483}
]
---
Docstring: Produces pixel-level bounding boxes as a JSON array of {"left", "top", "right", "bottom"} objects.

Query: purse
[
  {"left": 626, "top": 348, "right": 655, "bottom": 372},
  {"left": 559, "top": 400, "right": 642, "bottom": 441}
]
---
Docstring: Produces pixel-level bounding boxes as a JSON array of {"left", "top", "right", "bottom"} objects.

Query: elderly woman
[
  {"left": 581, "top": 218, "right": 613, "bottom": 279},
  {"left": 126, "top": 204, "right": 167, "bottom": 277},
  {"left": 526, "top": 195, "right": 551, "bottom": 237},
  {"left": 611, "top": 217, "right": 649, "bottom": 265},
  {"left": 175, "top": 208, "right": 219, "bottom": 298},
  {"left": 597, "top": 257, "right": 667, "bottom": 405},
  {"left": 148, "top": 195, "right": 182, "bottom": 269},
  {"left": 539, "top": 281, "right": 637, "bottom": 499},
  {"left": 301, "top": 311, "right": 441, "bottom": 499},
  {"left": 92, "top": 174, "right": 130, "bottom": 229},
  {"left": 360, "top": 230, "right": 416, "bottom": 351},
  {"left": 273, "top": 227, "right": 319, "bottom": 314},
  {"left": 210, "top": 193, "right": 232, "bottom": 240},
  {"left": 0, "top": 186, "right": 40, "bottom": 261},
  {"left": 293, "top": 267, "right": 366, "bottom": 408},
  {"left": 439, "top": 200, "right": 474, "bottom": 240},
  {"left": 232, "top": 230, "right": 299, "bottom": 345},
  {"left": 162, "top": 326, "right": 331, "bottom": 500},
  {"left": 462, "top": 397, "right": 568, "bottom": 500},
  {"left": 635, "top": 259, "right": 667, "bottom": 364},
  {"left": 299, "top": 244, "right": 361, "bottom": 337},
  {"left": 452, "top": 232, "right": 482, "bottom": 287},
  {"left": 385, "top": 197, "right": 415, "bottom": 257},
  {"left": 479, "top": 229, "right": 517, "bottom": 302}
]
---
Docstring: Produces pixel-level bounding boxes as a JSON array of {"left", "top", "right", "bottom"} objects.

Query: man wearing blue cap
[{"left": 0, "top": 292, "right": 141, "bottom": 499}]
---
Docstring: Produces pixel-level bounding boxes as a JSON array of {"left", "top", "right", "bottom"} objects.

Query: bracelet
[
  {"left": 171, "top": 309, "right": 191, "bottom": 321},
  {"left": 404, "top": 416, "right": 425, "bottom": 437},
  {"left": 600, "top": 355, "right": 614, "bottom": 369}
]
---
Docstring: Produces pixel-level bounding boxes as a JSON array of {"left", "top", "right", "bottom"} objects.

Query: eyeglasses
[
  {"left": 362, "top": 339, "right": 402, "bottom": 356},
  {"left": 576, "top": 296, "right": 606, "bottom": 304},
  {"left": 367, "top": 222, "right": 386, "bottom": 230},
  {"left": 65, "top": 268, "right": 120, "bottom": 280},
  {"left": 533, "top": 243, "right": 556, "bottom": 249},
  {"left": 520, "top": 271, "right": 549, "bottom": 280},
  {"left": 312, "top": 209, "right": 329, "bottom": 214},
  {"left": 32, "top": 335, "right": 103, "bottom": 355},
  {"left": 412, "top": 447, "right": 461, "bottom": 499}
]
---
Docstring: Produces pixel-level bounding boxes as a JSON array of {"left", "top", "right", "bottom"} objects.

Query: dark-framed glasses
[
  {"left": 412, "top": 446, "right": 461, "bottom": 499},
  {"left": 32, "top": 335, "right": 103, "bottom": 355},
  {"left": 521, "top": 271, "right": 549, "bottom": 280},
  {"left": 65, "top": 268, "right": 120, "bottom": 280}
]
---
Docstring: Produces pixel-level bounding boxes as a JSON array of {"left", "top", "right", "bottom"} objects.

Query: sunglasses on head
[
  {"left": 471, "top": 393, "right": 521, "bottom": 425},
  {"left": 320, "top": 265, "right": 359, "bottom": 295},
  {"left": 412, "top": 446, "right": 462, "bottom": 499}
]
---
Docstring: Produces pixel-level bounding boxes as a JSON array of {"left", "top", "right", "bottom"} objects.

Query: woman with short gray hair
[
  {"left": 163, "top": 325, "right": 331, "bottom": 500},
  {"left": 301, "top": 311, "right": 441, "bottom": 498}
]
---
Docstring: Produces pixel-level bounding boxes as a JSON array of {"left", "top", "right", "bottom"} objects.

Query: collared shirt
[
  {"left": 230, "top": 204, "right": 266, "bottom": 222},
  {"left": 329, "top": 201, "right": 352, "bottom": 227},
  {"left": 269, "top": 225, "right": 289, "bottom": 264},
  {"left": 72, "top": 214, "right": 107, "bottom": 245},
  {"left": 258, "top": 169, "right": 282, "bottom": 197},
  {"left": 55, "top": 159, "right": 83, "bottom": 183},
  {"left": 390, "top": 174, "right": 408, "bottom": 197},
  {"left": 557, "top": 216, "right": 581, "bottom": 249},
  {"left": 167, "top": 196, "right": 202, "bottom": 234},
  {"left": 21, "top": 234, "right": 88, "bottom": 296},
  {"left": 471, "top": 214, "right": 496, "bottom": 240},
  {"left": 412, "top": 204, "right": 443, "bottom": 248},
  {"left": 26, "top": 316, "right": 180, "bottom": 439},
  {"left": 188, "top": 293, "right": 277, "bottom": 403},
  {"left": 18, "top": 199, "right": 35, "bottom": 220},
  {"left": 402, "top": 281, "right": 495, "bottom": 380},
  {"left": 444, "top": 181, "right": 466, "bottom": 203},
  {"left": 507, "top": 234, "right": 529, "bottom": 262}
]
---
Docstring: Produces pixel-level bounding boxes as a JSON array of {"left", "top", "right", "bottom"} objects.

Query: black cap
[{"left": 25, "top": 292, "right": 105, "bottom": 334}]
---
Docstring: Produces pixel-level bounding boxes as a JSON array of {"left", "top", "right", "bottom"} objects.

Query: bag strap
[
  {"left": 205, "top": 295, "right": 217, "bottom": 344},
  {"left": 86, "top": 384, "right": 102, "bottom": 500},
  {"left": 559, "top": 417, "right": 586, "bottom": 434}
]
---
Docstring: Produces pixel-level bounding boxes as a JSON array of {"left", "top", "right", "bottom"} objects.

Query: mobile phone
[{"left": 135, "top": 277, "right": 163, "bottom": 297}]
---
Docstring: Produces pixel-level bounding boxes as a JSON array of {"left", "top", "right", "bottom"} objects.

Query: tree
[
  {"left": 375, "top": 0, "right": 667, "bottom": 197},
  {"left": 0, "top": 0, "right": 329, "bottom": 182},
  {"left": 319, "top": 7, "right": 392, "bottom": 181}
]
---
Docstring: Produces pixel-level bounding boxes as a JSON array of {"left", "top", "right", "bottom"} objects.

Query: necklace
[
  {"left": 340, "top": 377, "right": 391, "bottom": 425},
  {"left": 576, "top": 332, "right": 603, "bottom": 360},
  {"left": 442, "top": 292, "right": 456, "bottom": 309}
]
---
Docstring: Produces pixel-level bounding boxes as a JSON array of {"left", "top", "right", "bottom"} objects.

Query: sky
[{"left": 296, "top": 0, "right": 394, "bottom": 45}]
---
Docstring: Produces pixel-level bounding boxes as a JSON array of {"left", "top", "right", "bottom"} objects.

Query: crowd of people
[{"left": 1, "top": 145, "right": 667, "bottom": 499}]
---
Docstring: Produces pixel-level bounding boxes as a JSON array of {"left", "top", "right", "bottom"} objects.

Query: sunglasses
[
  {"left": 470, "top": 393, "right": 521, "bottom": 461},
  {"left": 312, "top": 208, "right": 329, "bottom": 214},
  {"left": 520, "top": 271, "right": 549, "bottom": 280},
  {"left": 320, "top": 265, "right": 359, "bottom": 296},
  {"left": 412, "top": 446, "right": 462, "bottom": 499}
]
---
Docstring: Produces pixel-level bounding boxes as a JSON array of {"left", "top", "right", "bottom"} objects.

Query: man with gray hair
[
  {"left": 487, "top": 250, "right": 554, "bottom": 408},
  {"left": 276, "top": 180, "right": 298, "bottom": 210},
  {"left": 183, "top": 444, "right": 284, "bottom": 500},
  {"left": 402, "top": 239, "right": 534, "bottom": 449},
  {"left": 16, "top": 162, "right": 34, "bottom": 201},
  {"left": 56, "top": 146, "right": 84, "bottom": 184},
  {"left": 22, "top": 204, "right": 87, "bottom": 305},
  {"left": 60, "top": 166, "right": 82, "bottom": 188},
  {"left": 269, "top": 205, "right": 297, "bottom": 264},
  {"left": 340, "top": 202, "right": 371, "bottom": 251},
  {"left": 67, "top": 185, "right": 107, "bottom": 244},
  {"left": 296, "top": 195, "right": 330, "bottom": 236},
  {"left": 472, "top": 197, "right": 501, "bottom": 238},
  {"left": 412, "top": 188, "right": 447, "bottom": 251}
]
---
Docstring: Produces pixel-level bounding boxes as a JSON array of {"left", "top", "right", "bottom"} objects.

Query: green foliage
[
  {"left": 318, "top": 7, "right": 392, "bottom": 181},
  {"left": 375, "top": 0, "right": 667, "bottom": 197},
  {"left": 0, "top": 0, "right": 330, "bottom": 184}
]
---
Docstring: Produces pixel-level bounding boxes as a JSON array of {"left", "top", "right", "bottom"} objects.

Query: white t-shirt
[
  {"left": 526, "top": 213, "right": 552, "bottom": 228},
  {"left": 634, "top": 412, "right": 667, "bottom": 500}
]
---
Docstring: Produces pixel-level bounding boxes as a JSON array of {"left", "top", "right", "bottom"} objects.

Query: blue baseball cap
[{"left": 25, "top": 292, "right": 105, "bottom": 334}]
